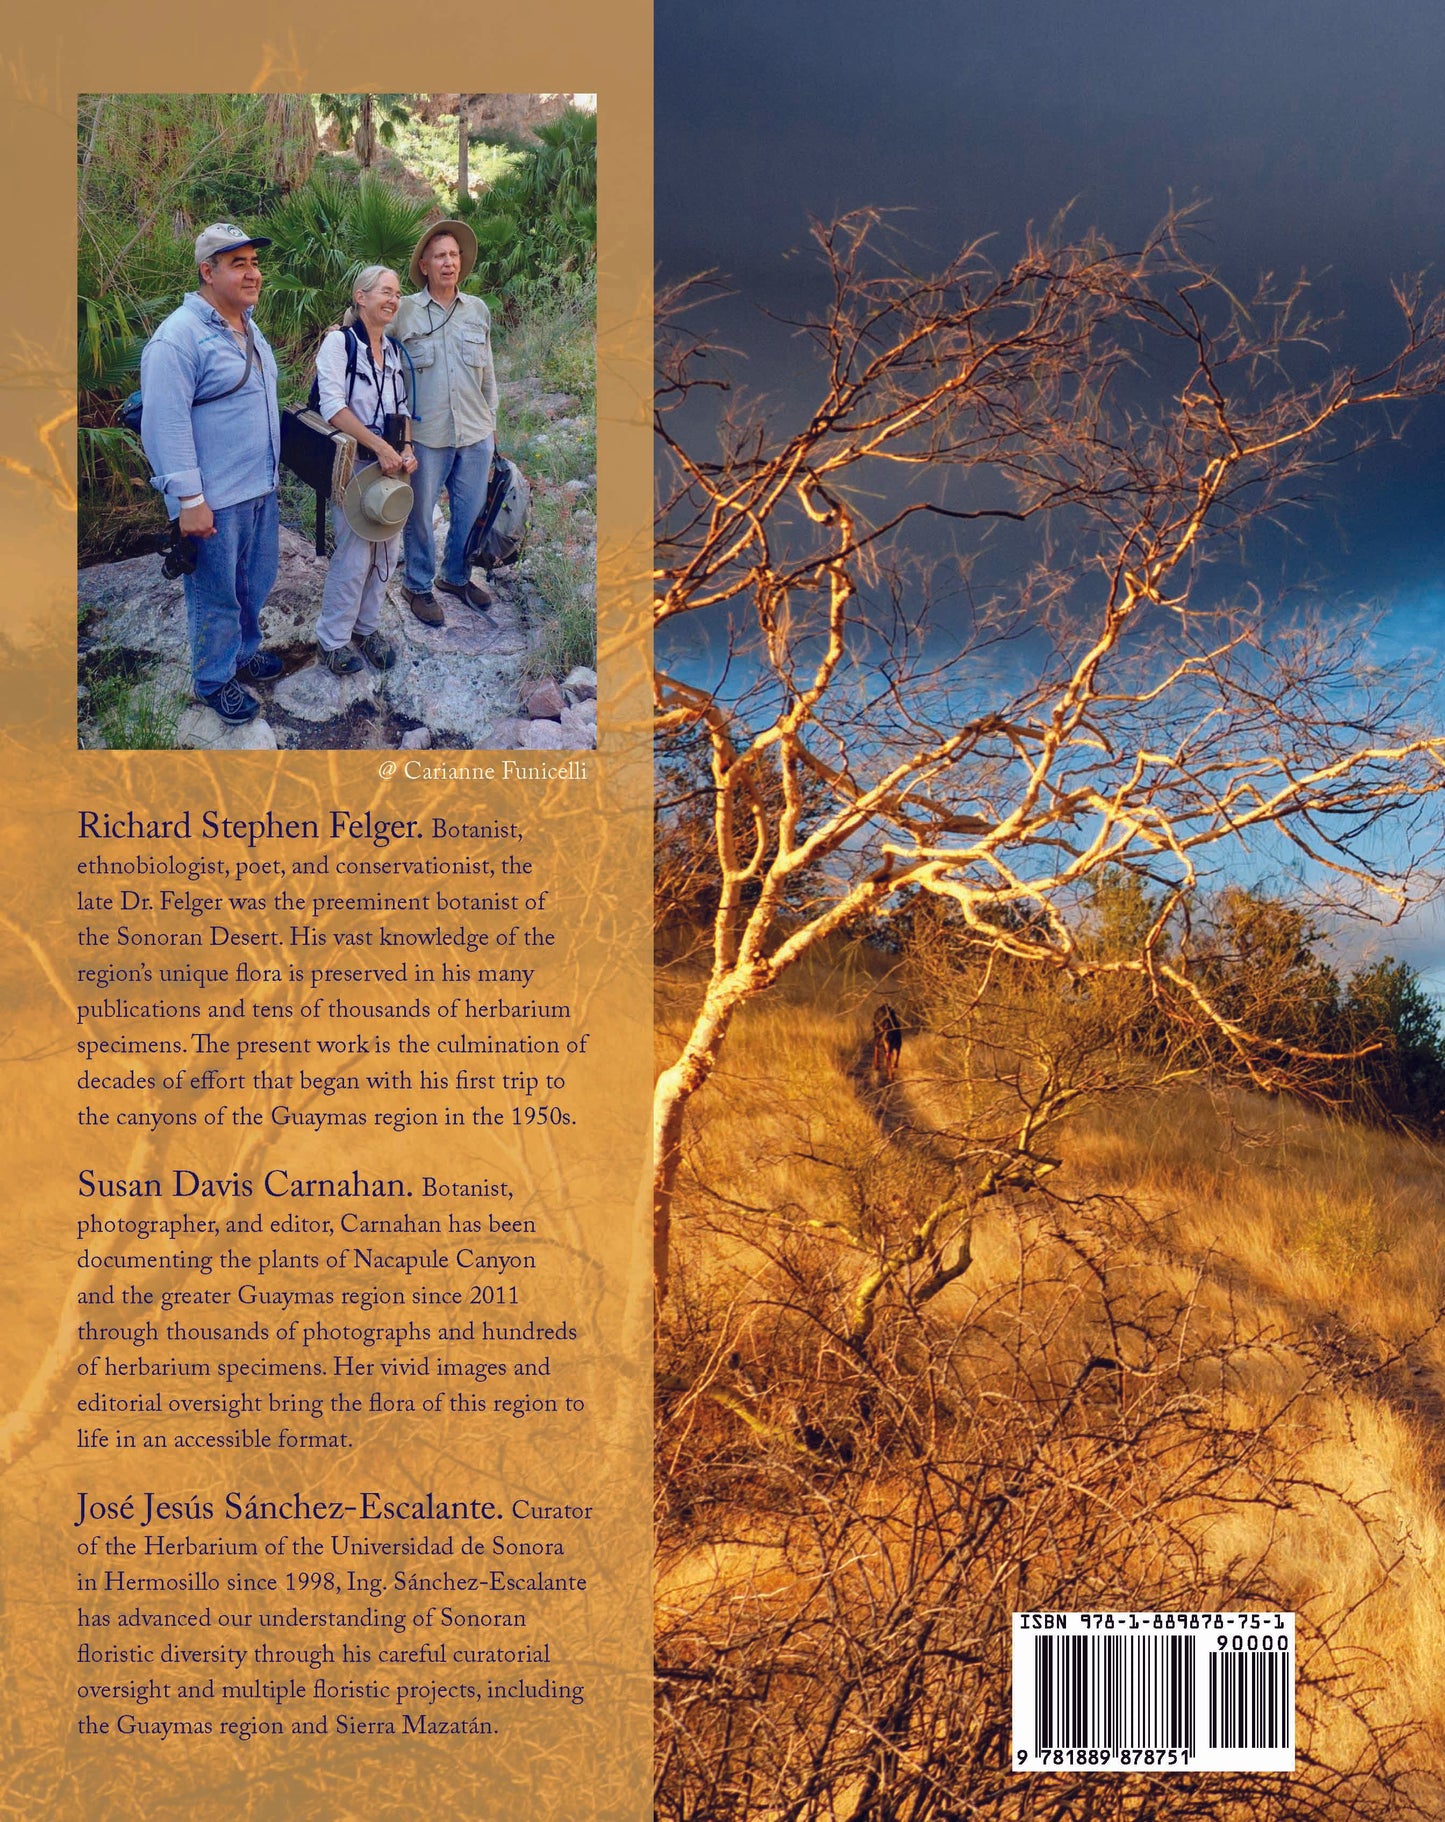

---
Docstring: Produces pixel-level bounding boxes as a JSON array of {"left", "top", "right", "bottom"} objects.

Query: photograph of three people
[{"left": 77, "top": 93, "right": 598, "bottom": 755}]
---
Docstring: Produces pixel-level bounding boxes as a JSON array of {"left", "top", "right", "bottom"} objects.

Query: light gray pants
[{"left": 316, "top": 506, "right": 401, "bottom": 652}]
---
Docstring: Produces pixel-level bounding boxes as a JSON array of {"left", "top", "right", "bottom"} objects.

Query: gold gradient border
[{"left": 2, "top": 14, "right": 651, "bottom": 1821}]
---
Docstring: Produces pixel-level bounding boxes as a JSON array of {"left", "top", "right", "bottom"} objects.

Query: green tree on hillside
[
  {"left": 1343, "top": 957, "right": 1445, "bottom": 1131},
  {"left": 1190, "top": 887, "right": 1343, "bottom": 1084}
]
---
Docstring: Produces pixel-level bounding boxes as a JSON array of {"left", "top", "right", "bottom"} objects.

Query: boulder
[
  {"left": 77, "top": 559, "right": 189, "bottom": 664},
  {"left": 559, "top": 702, "right": 598, "bottom": 748},
  {"left": 271, "top": 661, "right": 379, "bottom": 723},
  {"left": 521, "top": 719, "right": 570, "bottom": 750},
  {"left": 174, "top": 707, "right": 279, "bottom": 751},
  {"left": 524, "top": 677, "right": 565, "bottom": 720}
]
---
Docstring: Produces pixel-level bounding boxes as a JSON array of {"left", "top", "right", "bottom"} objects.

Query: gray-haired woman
[{"left": 313, "top": 265, "right": 418, "bottom": 673}]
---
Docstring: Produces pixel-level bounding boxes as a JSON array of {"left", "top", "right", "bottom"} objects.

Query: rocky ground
[{"left": 78, "top": 380, "right": 596, "bottom": 754}]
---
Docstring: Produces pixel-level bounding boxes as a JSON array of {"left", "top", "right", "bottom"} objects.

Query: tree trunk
[
  {"left": 651, "top": 978, "right": 749, "bottom": 1309},
  {"left": 357, "top": 94, "right": 375, "bottom": 169},
  {"left": 457, "top": 97, "right": 471, "bottom": 204},
  {"left": 263, "top": 93, "right": 319, "bottom": 191}
]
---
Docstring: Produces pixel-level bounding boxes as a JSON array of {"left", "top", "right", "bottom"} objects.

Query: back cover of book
[{"left": 653, "top": 4, "right": 1445, "bottom": 1816}]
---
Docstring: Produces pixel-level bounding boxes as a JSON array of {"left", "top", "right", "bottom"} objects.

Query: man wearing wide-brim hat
[{"left": 392, "top": 218, "right": 499, "bottom": 627}]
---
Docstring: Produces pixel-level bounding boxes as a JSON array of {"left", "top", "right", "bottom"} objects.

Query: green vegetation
[
  {"left": 515, "top": 488, "right": 595, "bottom": 676},
  {"left": 313, "top": 94, "right": 411, "bottom": 169},
  {"left": 1145, "top": 882, "right": 1445, "bottom": 1133},
  {"left": 258, "top": 170, "right": 433, "bottom": 359},
  {"left": 78, "top": 94, "right": 296, "bottom": 558},
  {"left": 493, "top": 272, "right": 596, "bottom": 676},
  {"left": 459, "top": 109, "right": 597, "bottom": 307},
  {"left": 504, "top": 269, "right": 597, "bottom": 410},
  {"left": 385, "top": 110, "right": 522, "bottom": 207},
  {"left": 81, "top": 652, "right": 183, "bottom": 750},
  {"left": 78, "top": 93, "right": 597, "bottom": 565}
]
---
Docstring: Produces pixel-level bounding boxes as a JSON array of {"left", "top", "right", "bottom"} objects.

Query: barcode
[
  {"left": 1209, "top": 1647, "right": 1290, "bottom": 1751},
  {"left": 1035, "top": 1635, "right": 1196, "bottom": 1751},
  {"left": 1012, "top": 1613, "right": 1294, "bottom": 1772}
]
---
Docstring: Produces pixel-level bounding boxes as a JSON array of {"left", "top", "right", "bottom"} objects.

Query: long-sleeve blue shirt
[{"left": 139, "top": 292, "right": 281, "bottom": 515}]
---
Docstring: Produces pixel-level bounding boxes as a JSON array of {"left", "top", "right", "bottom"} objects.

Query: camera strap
[
  {"left": 194, "top": 317, "right": 258, "bottom": 409},
  {"left": 345, "top": 323, "right": 405, "bottom": 432}
]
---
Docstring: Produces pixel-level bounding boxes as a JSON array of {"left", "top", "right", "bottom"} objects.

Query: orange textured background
[{"left": 1, "top": 15, "right": 651, "bottom": 1820}]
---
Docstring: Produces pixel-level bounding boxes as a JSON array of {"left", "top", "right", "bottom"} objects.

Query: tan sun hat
[
  {"left": 342, "top": 465, "right": 413, "bottom": 543},
  {"left": 409, "top": 218, "right": 479, "bottom": 289}
]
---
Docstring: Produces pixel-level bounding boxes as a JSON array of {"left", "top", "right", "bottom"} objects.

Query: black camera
[
  {"left": 383, "top": 412, "right": 410, "bottom": 453},
  {"left": 161, "top": 528, "right": 200, "bottom": 575},
  {"left": 151, "top": 524, "right": 199, "bottom": 579}
]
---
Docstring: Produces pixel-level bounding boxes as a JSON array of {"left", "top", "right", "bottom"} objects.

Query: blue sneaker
[
  {"left": 237, "top": 650, "right": 284, "bottom": 683},
  {"left": 201, "top": 679, "right": 261, "bottom": 725}
]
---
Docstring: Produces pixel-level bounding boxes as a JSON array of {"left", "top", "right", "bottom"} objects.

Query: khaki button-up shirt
[{"left": 393, "top": 289, "right": 499, "bottom": 450}]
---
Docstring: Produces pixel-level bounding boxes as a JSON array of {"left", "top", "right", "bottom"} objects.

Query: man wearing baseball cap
[
  {"left": 139, "top": 223, "right": 285, "bottom": 726},
  {"left": 393, "top": 219, "right": 499, "bottom": 627}
]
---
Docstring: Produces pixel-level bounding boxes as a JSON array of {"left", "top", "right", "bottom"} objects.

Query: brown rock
[{"left": 524, "top": 677, "right": 565, "bottom": 720}]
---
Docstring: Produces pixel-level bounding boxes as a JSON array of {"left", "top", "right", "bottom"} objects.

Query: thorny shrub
[{"left": 656, "top": 1168, "right": 1441, "bottom": 1821}]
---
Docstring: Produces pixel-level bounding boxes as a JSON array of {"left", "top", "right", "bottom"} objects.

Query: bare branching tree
[{"left": 653, "top": 208, "right": 1445, "bottom": 1306}]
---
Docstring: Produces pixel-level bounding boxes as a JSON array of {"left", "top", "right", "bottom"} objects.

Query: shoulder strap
[
  {"left": 391, "top": 333, "right": 419, "bottom": 420},
  {"left": 344, "top": 322, "right": 362, "bottom": 402},
  {"left": 304, "top": 324, "right": 357, "bottom": 415},
  {"left": 194, "top": 317, "right": 257, "bottom": 409},
  {"left": 384, "top": 334, "right": 407, "bottom": 415}
]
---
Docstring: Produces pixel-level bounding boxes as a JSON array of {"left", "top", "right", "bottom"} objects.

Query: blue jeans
[
  {"left": 182, "top": 491, "right": 279, "bottom": 695},
  {"left": 403, "top": 439, "right": 494, "bottom": 593}
]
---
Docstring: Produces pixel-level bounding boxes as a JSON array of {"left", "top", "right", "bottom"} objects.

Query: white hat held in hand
[{"left": 343, "top": 467, "right": 413, "bottom": 543}]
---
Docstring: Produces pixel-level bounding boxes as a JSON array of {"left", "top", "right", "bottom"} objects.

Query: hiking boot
[
  {"left": 236, "top": 649, "right": 284, "bottom": 683},
  {"left": 435, "top": 576, "right": 494, "bottom": 611},
  {"left": 318, "top": 642, "right": 363, "bottom": 675},
  {"left": 356, "top": 631, "right": 396, "bottom": 671},
  {"left": 401, "top": 583, "right": 445, "bottom": 627},
  {"left": 200, "top": 679, "right": 261, "bottom": 725}
]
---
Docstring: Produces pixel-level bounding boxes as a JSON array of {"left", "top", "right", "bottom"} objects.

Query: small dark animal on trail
[{"left": 871, "top": 1004, "right": 903, "bottom": 1083}]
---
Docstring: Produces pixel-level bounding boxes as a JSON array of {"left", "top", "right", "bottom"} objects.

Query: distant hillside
[{"left": 414, "top": 93, "right": 596, "bottom": 143}]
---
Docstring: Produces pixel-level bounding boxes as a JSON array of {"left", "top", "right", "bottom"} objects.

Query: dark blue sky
[
  {"left": 656, "top": 0, "right": 1445, "bottom": 983},
  {"left": 658, "top": 0, "right": 1445, "bottom": 594}
]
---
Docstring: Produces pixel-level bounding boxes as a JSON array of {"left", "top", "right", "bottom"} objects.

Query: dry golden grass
[
  {"left": 656, "top": 947, "right": 1445, "bottom": 1817},
  {"left": 1066, "top": 1087, "right": 1445, "bottom": 1772}
]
